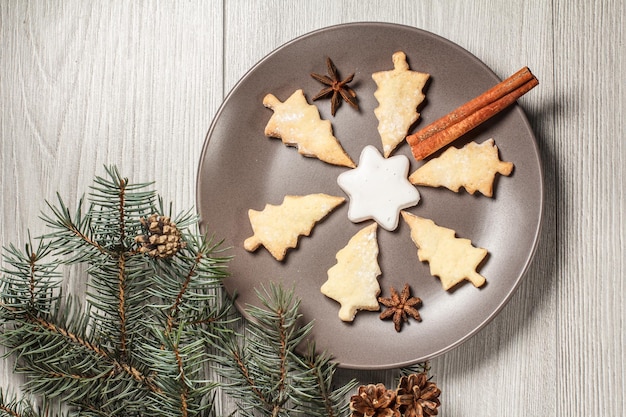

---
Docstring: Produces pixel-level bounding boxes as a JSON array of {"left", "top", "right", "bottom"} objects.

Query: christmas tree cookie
[
  {"left": 244, "top": 194, "right": 345, "bottom": 261},
  {"left": 321, "top": 223, "right": 381, "bottom": 321},
  {"left": 372, "top": 51, "right": 430, "bottom": 157},
  {"left": 401, "top": 211, "right": 487, "bottom": 290},
  {"left": 409, "top": 138, "right": 513, "bottom": 197},
  {"left": 263, "top": 89, "right": 355, "bottom": 168}
]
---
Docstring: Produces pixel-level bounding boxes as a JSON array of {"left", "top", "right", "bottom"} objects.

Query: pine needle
[{"left": 1, "top": 166, "right": 360, "bottom": 417}]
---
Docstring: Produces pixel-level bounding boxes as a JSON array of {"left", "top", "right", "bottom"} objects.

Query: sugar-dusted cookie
[
  {"left": 263, "top": 89, "right": 355, "bottom": 168},
  {"left": 244, "top": 194, "right": 345, "bottom": 261},
  {"left": 321, "top": 223, "right": 381, "bottom": 321},
  {"left": 401, "top": 211, "right": 487, "bottom": 290},
  {"left": 372, "top": 51, "right": 430, "bottom": 157},
  {"left": 409, "top": 138, "right": 513, "bottom": 197}
]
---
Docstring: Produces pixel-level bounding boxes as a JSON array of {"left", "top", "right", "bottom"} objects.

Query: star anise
[
  {"left": 378, "top": 283, "right": 422, "bottom": 332},
  {"left": 310, "top": 57, "right": 358, "bottom": 116},
  {"left": 349, "top": 383, "right": 400, "bottom": 417},
  {"left": 395, "top": 373, "right": 441, "bottom": 417}
]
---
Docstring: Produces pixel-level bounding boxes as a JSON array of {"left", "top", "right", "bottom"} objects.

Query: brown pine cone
[
  {"left": 395, "top": 373, "right": 441, "bottom": 417},
  {"left": 349, "top": 383, "right": 400, "bottom": 417},
  {"left": 135, "top": 214, "right": 186, "bottom": 258}
]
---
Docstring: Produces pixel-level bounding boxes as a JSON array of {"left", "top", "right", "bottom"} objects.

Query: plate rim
[{"left": 196, "top": 21, "right": 544, "bottom": 369}]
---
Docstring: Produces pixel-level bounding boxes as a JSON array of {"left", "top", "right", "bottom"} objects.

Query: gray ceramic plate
[{"left": 197, "top": 22, "right": 543, "bottom": 369}]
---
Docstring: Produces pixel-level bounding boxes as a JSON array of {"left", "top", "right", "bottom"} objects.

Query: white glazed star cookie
[{"left": 337, "top": 145, "right": 419, "bottom": 231}]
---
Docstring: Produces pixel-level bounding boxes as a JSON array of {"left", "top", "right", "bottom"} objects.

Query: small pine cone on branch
[{"left": 135, "top": 214, "right": 186, "bottom": 258}]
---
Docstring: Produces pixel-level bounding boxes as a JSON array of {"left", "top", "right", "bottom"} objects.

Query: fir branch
[
  {"left": 113, "top": 171, "right": 128, "bottom": 244},
  {"left": 0, "top": 389, "right": 67, "bottom": 417},
  {"left": 29, "top": 314, "right": 108, "bottom": 360},
  {"left": 217, "top": 336, "right": 273, "bottom": 415},
  {"left": 164, "top": 250, "right": 205, "bottom": 336},
  {"left": 1, "top": 167, "right": 230, "bottom": 415},
  {"left": 0, "top": 390, "right": 21, "bottom": 417},
  {"left": 244, "top": 284, "right": 313, "bottom": 416},
  {"left": 214, "top": 283, "right": 354, "bottom": 417},
  {"left": 41, "top": 167, "right": 155, "bottom": 365},
  {"left": 173, "top": 345, "right": 190, "bottom": 417},
  {"left": 140, "top": 326, "right": 218, "bottom": 417},
  {"left": 116, "top": 254, "right": 128, "bottom": 359},
  {"left": 41, "top": 194, "right": 109, "bottom": 260},
  {"left": 1, "top": 166, "right": 368, "bottom": 417},
  {"left": 148, "top": 231, "right": 230, "bottom": 336},
  {"left": 292, "top": 345, "right": 358, "bottom": 417},
  {"left": 0, "top": 237, "right": 60, "bottom": 318},
  {"left": 4, "top": 293, "right": 161, "bottom": 397}
]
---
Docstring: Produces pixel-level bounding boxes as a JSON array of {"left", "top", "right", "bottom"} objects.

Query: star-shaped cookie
[{"left": 337, "top": 145, "right": 420, "bottom": 231}]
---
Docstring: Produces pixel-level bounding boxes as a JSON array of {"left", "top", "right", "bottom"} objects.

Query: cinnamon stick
[{"left": 407, "top": 67, "right": 538, "bottom": 161}]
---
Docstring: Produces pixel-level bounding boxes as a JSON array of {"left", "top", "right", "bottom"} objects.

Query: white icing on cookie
[{"left": 337, "top": 145, "right": 420, "bottom": 231}]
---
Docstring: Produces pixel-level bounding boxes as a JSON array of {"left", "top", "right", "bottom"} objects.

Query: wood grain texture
[
  {"left": 0, "top": 0, "right": 224, "bottom": 396},
  {"left": 553, "top": 1, "right": 626, "bottom": 415},
  {"left": 1, "top": 1, "right": 624, "bottom": 416}
]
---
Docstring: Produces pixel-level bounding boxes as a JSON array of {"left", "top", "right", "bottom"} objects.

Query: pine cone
[
  {"left": 350, "top": 383, "right": 400, "bottom": 417},
  {"left": 395, "top": 373, "right": 441, "bottom": 417},
  {"left": 135, "top": 214, "right": 186, "bottom": 258}
]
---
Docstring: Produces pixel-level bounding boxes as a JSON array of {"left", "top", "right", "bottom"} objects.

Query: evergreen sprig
[
  {"left": 1, "top": 166, "right": 232, "bottom": 416},
  {"left": 213, "top": 284, "right": 357, "bottom": 417},
  {"left": 0, "top": 389, "right": 69, "bottom": 417},
  {"left": 0, "top": 166, "right": 364, "bottom": 417}
]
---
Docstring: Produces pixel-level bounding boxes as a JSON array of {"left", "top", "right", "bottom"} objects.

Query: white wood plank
[
  {"left": 0, "top": 0, "right": 223, "bottom": 397},
  {"left": 553, "top": 1, "right": 626, "bottom": 415}
]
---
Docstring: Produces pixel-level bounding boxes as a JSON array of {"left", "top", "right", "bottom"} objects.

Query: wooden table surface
[{"left": 1, "top": 1, "right": 624, "bottom": 415}]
